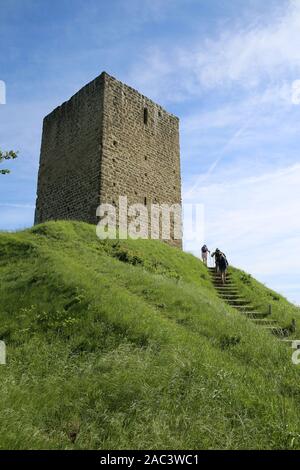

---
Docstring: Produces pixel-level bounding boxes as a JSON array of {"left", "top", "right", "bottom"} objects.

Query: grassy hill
[{"left": 0, "top": 220, "right": 300, "bottom": 450}]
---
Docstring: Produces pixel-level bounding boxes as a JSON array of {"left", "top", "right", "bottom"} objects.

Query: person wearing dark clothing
[
  {"left": 211, "top": 248, "right": 229, "bottom": 284},
  {"left": 211, "top": 248, "right": 222, "bottom": 272},
  {"left": 218, "top": 252, "right": 229, "bottom": 284}
]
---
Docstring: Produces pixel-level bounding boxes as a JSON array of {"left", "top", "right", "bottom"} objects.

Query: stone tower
[{"left": 35, "top": 72, "right": 182, "bottom": 247}]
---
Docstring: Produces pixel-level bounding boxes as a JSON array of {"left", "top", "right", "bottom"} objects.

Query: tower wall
[
  {"left": 34, "top": 75, "right": 105, "bottom": 224},
  {"left": 101, "top": 74, "right": 181, "bottom": 207},
  {"left": 35, "top": 72, "right": 182, "bottom": 247}
]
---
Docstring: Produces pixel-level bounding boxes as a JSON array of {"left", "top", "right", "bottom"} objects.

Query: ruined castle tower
[{"left": 34, "top": 72, "right": 182, "bottom": 247}]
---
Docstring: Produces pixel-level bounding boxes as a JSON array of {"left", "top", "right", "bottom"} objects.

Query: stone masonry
[{"left": 35, "top": 72, "right": 182, "bottom": 247}]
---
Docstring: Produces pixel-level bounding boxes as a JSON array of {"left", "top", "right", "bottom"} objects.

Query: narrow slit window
[
  {"left": 144, "top": 197, "right": 147, "bottom": 206},
  {"left": 144, "top": 107, "right": 148, "bottom": 125}
]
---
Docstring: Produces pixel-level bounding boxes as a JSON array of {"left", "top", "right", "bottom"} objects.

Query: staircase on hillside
[{"left": 208, "top": 267, "right": 295, "bottom": 341}]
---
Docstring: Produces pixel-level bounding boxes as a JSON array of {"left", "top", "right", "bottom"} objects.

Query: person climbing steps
[
  {"left": 201, "top": 244, "right": 210, "bottom": 266},
  {"left": 218, "top": 252, "right": 229, "bottom": 285},
  {"left": 211, "top": 249, "right": 228, "bottom": 283}
]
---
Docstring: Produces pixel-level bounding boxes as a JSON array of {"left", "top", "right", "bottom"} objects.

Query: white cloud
[
  {"left": 0, "top": 204, "right": 35, "bottom": 209},
  {"left": 189, "top": 0, "right": 300, "bottom": 89},
  {"left": 127, "top": 0, "right": 300, "bottom": 102}
]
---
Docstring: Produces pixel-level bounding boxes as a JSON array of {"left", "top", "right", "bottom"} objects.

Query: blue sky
[{"left": 1, "top": 0, "right": 300, "bottom": 304}]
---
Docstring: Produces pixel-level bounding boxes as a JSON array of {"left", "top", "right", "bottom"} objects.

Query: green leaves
[{"left": 0, "top": 149, "right": 18, "bottom": 174}]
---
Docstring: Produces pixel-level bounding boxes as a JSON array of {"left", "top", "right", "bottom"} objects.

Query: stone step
[
  {"left": 208, "top": 268, "right": 231, "bottom": 273},
  {"left": 210, "top": 274, "right": 232, "bottom": 279},
  {"left": 251, "top": 319, "right": 278, "bottom": 325},
  {"left": 214, "top": 282, "right": 236, "bottom": 289},
  {"left": 231, "top": 304, "right": 256, "bottom": 310},
  {"left": 215, "top": 289, "right": 239, "bottom": 294},
  {"left": 218, "top": 294, "right": 241, "bottom": 299},
  {"left": 219, "top": 296, "right": 246, "bottom": 302},
  {"left": 219, "top": 293, "right": 241, "bottom": 298},
  {"left": 226, "top": 299, "right": 251, "bottom": 305},
  {"left": 227, "top": 303, "right": 252, "bottom": 309},
  {"left": 212, "top": 282, "right": 233, "bottom": 286},
  {"left": 240, "top": 307, "right": 270, "bottom": 314},
  {"left": 222, "top": 299, "right": 253, "bottom": 308},
  {"left": 215, "top": 285, "right": 238, "bottom": 289},
  {"left": 210, "top": 272, "right": 288, "bottom": 340},
  {"left": 230, "top": 304, "right": 257, "bottom": 310},
  {"left": 262, "top": 326, "right": 284, "bottom": 336},
  {"left": 212, "top": 279, "right": 235, "bottom": 287},
  {"left": 241, "top": 312, "right": 269, "bottom": 319},
  {"left": 237, "top": 310, "right": 268, "bottom": 317},
  {"left": 218, "top": 292, "right": 246, "bottom": 300},
  {"left": 211, "top": 276, "right": 232, "bottom": 280},
  {"left": 212, "top": 281, "right": 233, "bottom": 286},
  {"left": 210, "top": 273, "right": 231, "bottom": 276}
]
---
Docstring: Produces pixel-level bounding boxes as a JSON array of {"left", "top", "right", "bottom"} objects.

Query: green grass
[
  {"left": 0, "top": 220, "right": 300, "bottom": 450},
  {"left": 230, "top": 268, "right": 300, "bottom": 336}
]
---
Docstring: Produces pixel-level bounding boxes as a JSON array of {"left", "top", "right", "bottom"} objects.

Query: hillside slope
[{"left": 0, "top": 221, "right": 299, "bottom": 450}]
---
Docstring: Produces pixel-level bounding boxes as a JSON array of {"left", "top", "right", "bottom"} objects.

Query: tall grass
[{"left": 0, "top": 221, "right": 299, "bottom": 449}]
